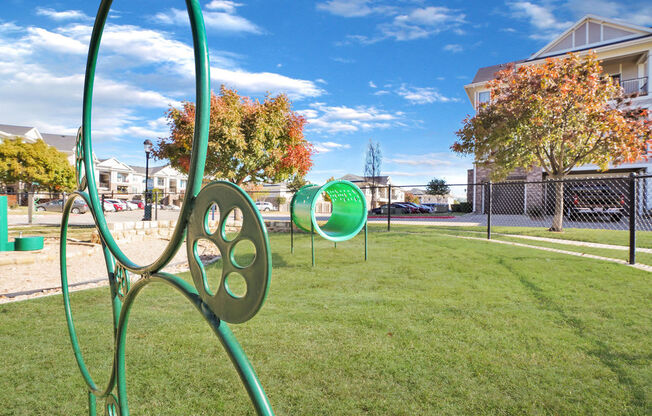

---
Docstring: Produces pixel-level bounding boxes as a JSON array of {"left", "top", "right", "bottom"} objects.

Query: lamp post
[{"left": 143, "top": 139, "right": 153, "bottom": 221}]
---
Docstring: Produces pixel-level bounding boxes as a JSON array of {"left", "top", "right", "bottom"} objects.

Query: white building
[
  {"left": 0, "top": 123, "right": 187, "bottom": 197},
  {"left": 339, "top": 174, "right": 405, "bottom": 208}
]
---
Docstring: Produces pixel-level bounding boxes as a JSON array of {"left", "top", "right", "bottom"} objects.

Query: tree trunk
[{"left": 550, "top": 178, "right": 564, "bottom": 232}]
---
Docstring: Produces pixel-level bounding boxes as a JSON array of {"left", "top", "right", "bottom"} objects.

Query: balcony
[{"left": 618, "top": 77, "right": 648, "bottom": 97}]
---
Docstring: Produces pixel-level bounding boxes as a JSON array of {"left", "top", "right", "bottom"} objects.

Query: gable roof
[
  {"left": 467, "top": 14, "right": 652, "bottom": 87},
  {"left": 0, "top": 124, "right": 35, "bottom": 137},
  {"left": 339, "top": 174, "right": 390, "bottom": 186},
  {"left": 41, "top": 133, "right": 75, "bottom": 154},
  {"left": 530, "top": 15, "right": 652, "bottom": 60},
  {"left": 471, "top": 60, "right": 525, "bottom": 84}
]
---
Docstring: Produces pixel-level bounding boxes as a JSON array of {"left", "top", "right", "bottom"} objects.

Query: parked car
[
  {"left": 564, "top": 185, "right": 625, "bottom": 222},
  {"left": 130, "top": 199, "right": 145, "bottom": 209},
  {"left": 255, "top": 201, "right": 274, "bottom": 211},
  {"left": 403, "top": 202, "right": 430, "bottom": 213},
  {"left": 35, "top": 199, "right": 89, "bottom": 214},
  {"left": 105, "top": 199, "right": 127, "bottom": 211},
  {"left": 378, "top": 203, "right": 410, "bottom": 214},
  {"left": 103, "top": 201, "right": 116, "bottom": 212},
  {"left": 121, "top": 200, "right": 140, "bottom": 210},
  {"left": 161, "top": 204, "right": 181, "bottom": 211}
]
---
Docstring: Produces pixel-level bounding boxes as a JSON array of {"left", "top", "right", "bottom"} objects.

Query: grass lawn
[
  {"left": 392, "top": 222, "right": 652, "bottom": 249},
  {"left": 0, "top": 226, "right": 650, "bottom": 415}
]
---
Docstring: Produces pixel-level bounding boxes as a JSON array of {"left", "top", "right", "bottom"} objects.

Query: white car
[
  {"left": 255, "top": 201, "right": 274, "bottom": 211},
  {"left": 103, "top": 201, "right": 116, "bottom": 212},
  {"left": 121, "top": 200, "right": 139, "bottom": 210},
  {"left": 105, "top": 199, "right": 127, "bottom": 211}
]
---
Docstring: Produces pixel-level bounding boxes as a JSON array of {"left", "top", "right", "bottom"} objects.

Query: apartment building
[{"left": 463, "top": 15, "right": 652, "bottom": 213}]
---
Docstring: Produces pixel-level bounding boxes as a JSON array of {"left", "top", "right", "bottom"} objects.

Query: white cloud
[
  {"left": 397, "top": 85, "right": 459, "bottom": 104},
  {"left": 153, "top": 3, "right": 262, "bottom": 34},
  {"left": 26, "top": 27, "right": 87, "bottom": 54},
  {"left": 385, "top": 152, "right": 474, "bottom": 187},
  {"left": 0, "top": 18, "right": 324, "bottom": 152},
  {"left": 300, "top": 103, "right": 403, "bottom": 133},
  {"left": 35, "top": 7, "right": 91, "bottom": 21},
  {"left": 379, "top": 6, "right": 466, "bottom": 41},
  {"left": 443, "top": 43, "right": 463, "bottom": 53},
  {"left": 565, "top": 0, "right": 652, "bottom": 26},
  {"left": 316, "top": 78, "right": 328, "bottom": 84},
  {"left": 507, "top": 2, "right": 573, "bottom": 40},
  {"left": 316, "top": 0, "right": 396, "bottom": 17},
  {"left": 373, "top": 90, "right": 390, "bottom": 96},
  {"left": 312, "top": 141, "right": 352, "bottom": 153},
  {"left": 369, "top": 81, "right": 377, "bottom": 88},
  {"left": 205, "top": 1, "right": 241, "bottom": 13},
  {"left": 56, "top": 23, "right": 323, "bottom": 100}
]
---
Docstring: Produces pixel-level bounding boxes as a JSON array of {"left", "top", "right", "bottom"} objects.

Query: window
[
  {"left": 117, "top": 185, "right": 128, "bottom": 193},
  {"left": 478, "top": 91, "right": 490, "bottom": 104},
  {"left": 157, "top": 177, "right": 165, "bottom": 186},
  {"left": 180, "top": 180, "right": 186, "bottom": 188},
  {"left": 117, "top": 172, "right": 128, "bottom": 182}
]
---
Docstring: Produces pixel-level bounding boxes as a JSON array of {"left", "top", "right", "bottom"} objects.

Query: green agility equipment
[
  {"left": 290, "top": 180, "right": 368, "bottom": 266},
  {"left": 0, "top": 195, "right": 44, "bottom": 252},
  {"left": 60, "top": 1, "right": 274, "bottom": 415}
]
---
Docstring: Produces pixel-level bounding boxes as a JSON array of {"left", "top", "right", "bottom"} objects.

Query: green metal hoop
[
  {"left": 81, "top": 0, "right": 210, "bottom": 275},
  {"left": 61, "top": 1, "right": 275, "bottom": 414}
]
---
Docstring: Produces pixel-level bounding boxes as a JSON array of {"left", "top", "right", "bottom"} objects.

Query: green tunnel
[{"left": 290, "top": 180, "right": 367, "bottom": 242}]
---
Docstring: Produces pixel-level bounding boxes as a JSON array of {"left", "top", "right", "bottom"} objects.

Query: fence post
[
  {"left": 486, "top": 181, "right": 492, "bottom": 240},
  {"left": 387, "top": 184, "right": 391, "bottom": 232},
  {"left": 101, "top": 194, "right": 105, "bottom": 212},
  {"left": 629, "top": 173, "right": 636, "bottom": 265},
  {"left": 27, "top": 192, "right": 34, "bottom": 224}
]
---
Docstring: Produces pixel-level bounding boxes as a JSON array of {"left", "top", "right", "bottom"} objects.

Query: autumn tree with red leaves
[
  {"left": 154, "top": 85, "right": 314, "bottom": 186},
  {"left": 453, "top": 53, "right": 651, "bottom": 231}
]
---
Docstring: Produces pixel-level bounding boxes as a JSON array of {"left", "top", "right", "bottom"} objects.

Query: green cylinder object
[
  {"left": 14, "top": 236, "right": 44, "bottom": 251},
  {"left": 291, "top": 180, "right": 367, "bottom": 242}
]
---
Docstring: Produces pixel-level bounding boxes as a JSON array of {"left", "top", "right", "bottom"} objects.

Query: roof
[
  {"left": 340, "top": 174, "right": 390, "bottom": 185},
  {"left": 471, "top": 60, "right": 524, "bottom": 83},
  {"left": 128, "top": 165, "right": 167, "bottom": 175},
  {"left": 41, "top": 132, "right": 75, "bottom": 153},
  {"left": 0, "top": 124, "right": 34, "bottom": 136},
  {"left": 468, "top": 15, "right": 652, "bottom": 86}
]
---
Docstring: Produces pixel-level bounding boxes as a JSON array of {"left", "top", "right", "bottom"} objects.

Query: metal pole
[
  {"left": 101, "top": 193, "right": 105, "bottom": 212},
  {"left": 27, "top": 192, "right": 33, "bottom": 224},
  {"left": 311, "top": 222, "right": 315, "bottom": 267},
  {"left": 155, "top": 190, "right": 158, "bottom": 221},
  {"left": 387, "top": 184, "right": 391, "bottom": 232},
  {"left": 487, "top": 181, "right": 492, "bottom": 240},
  {"left": 629, "top": 173, "right": 636, "bottom": 265},
  {"left": 364, "top": 221, "right": 368, "bottom": 261},
  {"left": 144, "top": 151, "right": 151, "bottom": 221}
]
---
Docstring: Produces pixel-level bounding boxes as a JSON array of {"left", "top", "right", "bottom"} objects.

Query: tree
[
  {"left": 322, "top": 176, "right": 335, "bottom": 202},
  {"left": 453, "top": 53, "right": 650, "bottom": 231},
  {"left": 404, "top": 192, "right": 420, "bottom": 204},
  {"left": 242, "top": 183, "right": 268, "bottom": 201},
  {"left": 364, "top": 139, "right": 382, "bottom": 208},
  {"left": 154, "top": 85, "right": 315, "bottom": 186},
  {"left": 0, "top": 137, "right": 75, "bottom": 192},
  {"left": 286, "top": 174, "right": 308, "bottom": 192},
  {"left": 426, "top": 178, "right": 450, "bottom": 196}
]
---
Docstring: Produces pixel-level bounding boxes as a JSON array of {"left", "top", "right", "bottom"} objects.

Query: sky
[{"left": 1, "top": 0, "right": 652, "bottom": 193}]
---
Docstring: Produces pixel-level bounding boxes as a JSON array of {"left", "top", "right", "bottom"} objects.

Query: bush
[{"left": 451, "top": 202, "right": 472, "bottom": 213}]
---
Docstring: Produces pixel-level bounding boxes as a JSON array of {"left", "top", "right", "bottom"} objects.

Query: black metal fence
[{"left": 3, "top": 175, "right": 650, "bottom": 264}]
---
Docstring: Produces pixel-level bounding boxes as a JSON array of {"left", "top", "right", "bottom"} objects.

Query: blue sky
[{"left": 1, "top": 1, "right": 651, "bottom": 191}]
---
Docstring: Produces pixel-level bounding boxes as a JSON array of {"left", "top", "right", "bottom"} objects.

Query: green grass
[
  {"left": 1, "top": 228, "right": 650, "bottom": 415},
  {"left": 382, "top": 222, "right": 652, "bottom": 249}
]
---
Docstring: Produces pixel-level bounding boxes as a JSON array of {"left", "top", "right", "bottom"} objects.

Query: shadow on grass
[{"left": 497, "top": 257, "right": 647, "bottom": 411}]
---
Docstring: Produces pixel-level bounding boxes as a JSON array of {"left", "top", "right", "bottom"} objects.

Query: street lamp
[{"left": 143, "top": 139, "right": 153, "bottom": 221}]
